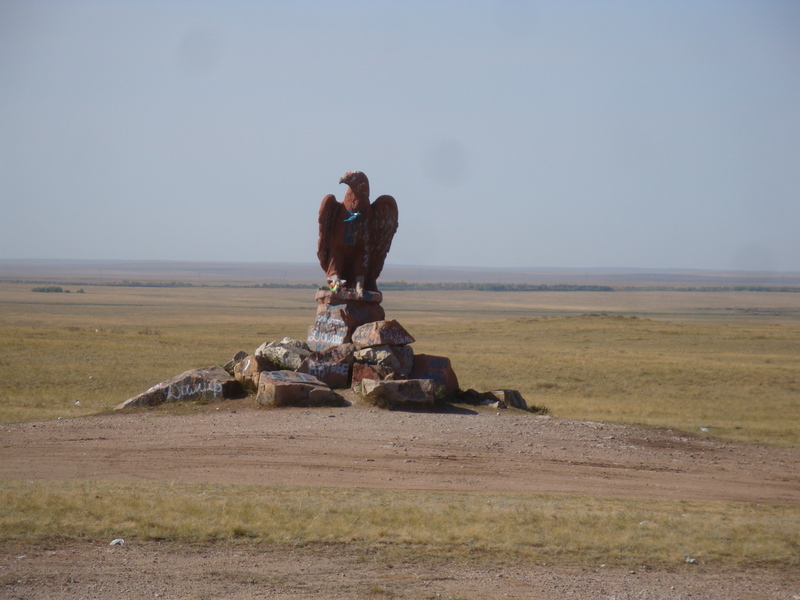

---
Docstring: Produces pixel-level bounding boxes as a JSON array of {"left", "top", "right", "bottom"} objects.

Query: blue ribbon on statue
[{"left": 344, "top": 210, "right": 362, "bottom": 222}]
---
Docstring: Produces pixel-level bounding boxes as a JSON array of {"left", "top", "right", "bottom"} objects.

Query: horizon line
[{"left": 1, "top": 258, "right": 798, "bottom": 277}]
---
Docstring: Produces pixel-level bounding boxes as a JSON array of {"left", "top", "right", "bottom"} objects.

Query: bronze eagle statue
[{"left": 317, "top": 171, "right": 398, "bottom": 294}]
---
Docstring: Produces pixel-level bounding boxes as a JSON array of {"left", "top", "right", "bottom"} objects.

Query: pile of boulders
[
  {"left": 230, "top": 318, "right": 460, "bottom": 409},
  {"left": 116, "top": 316, "right": 531, "bottom": 412}
]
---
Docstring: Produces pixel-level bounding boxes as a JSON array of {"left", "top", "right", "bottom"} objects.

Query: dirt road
[
  {"left": 1, "top": 400, "right": 797, "bottom": 504},
  {"left": 1, "top": 399, "right": 798, "bottom": 599}
]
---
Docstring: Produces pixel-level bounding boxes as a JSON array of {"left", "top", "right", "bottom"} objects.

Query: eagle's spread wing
[
  {"left": 367, "top": 194, "right": 399, "bottom": 284},
  {"left": 317, "top": 194, "right": 340, "bottom": 272}
]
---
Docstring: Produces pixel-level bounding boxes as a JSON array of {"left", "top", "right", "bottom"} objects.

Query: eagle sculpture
[{"left": 317, "top": 171, "right": 398, "bottom": 294}]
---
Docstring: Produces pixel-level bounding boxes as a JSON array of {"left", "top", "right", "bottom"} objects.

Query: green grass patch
[{"left": 1, "top": 480, "right": 797, "bottom": 567}]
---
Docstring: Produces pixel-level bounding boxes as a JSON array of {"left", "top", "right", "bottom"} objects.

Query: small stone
[
  {"left": 480, "top": 399, "right": 506, "bottom": 409},
  {"left": 485, "top": 389, "right": 528, "bottom": 410},
  {"left": 222, "top": 351, "right": 249, "bottom": 375},
  {"left": 460, "top": 388, "right": 530, "bottom": 410}
]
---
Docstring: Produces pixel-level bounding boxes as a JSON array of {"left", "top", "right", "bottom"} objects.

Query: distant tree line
[
  {"left": 31, "top": 286, "right": 85, "bottom": 293},
  {"left": 619, "top": 286, "right": 800, "bottom": 293},
  {"left": 109, "top": 280, "right": 193, "bottom": 288},
  {"left": 227, "top": 283, "right": 318, "bottom": 289},
  {"left": 378, "top": 281, "right": 615, "bottom": 292}
]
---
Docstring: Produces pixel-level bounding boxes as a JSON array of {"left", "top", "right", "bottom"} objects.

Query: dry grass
[
  {"left": 415, "top": 314, "right": 800, "bottom": 446},
  {"left": 1, "top": 480, "right": 797, "bottom": 567},
  {"left": 1, "top": 283, "right": 798, "bottom": 445},
  {"left": 0, "top": 284, "right": 309, "bottom": 422}
]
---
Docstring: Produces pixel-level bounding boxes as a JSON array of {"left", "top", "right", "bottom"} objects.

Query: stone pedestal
[{"left": 307, "top": 288, "right": 385, "bottom": 352}]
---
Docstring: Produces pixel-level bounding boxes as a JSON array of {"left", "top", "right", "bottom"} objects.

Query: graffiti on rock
[
  {"left": 308, "top": 311, "right": 347, "bottom": 346},
  {"left": 305, "top": 360, "right": 350, "bottom": 379},
  {"left": 166, "top": 380, "right": 223, "bottom": 401},
  {"left": 266, "top": 371, "right": 319, "bottom": 383}
]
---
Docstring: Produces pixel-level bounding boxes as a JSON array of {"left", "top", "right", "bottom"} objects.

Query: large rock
[
  {"left": 351, "top": 319, "right": 415, "bottom": 349},
  {"left": 360, "top": 379, "right": 436, "bottom": 409},
  {"left": 234, "top": 354, "right": 280, "bottom": 393},
  {"left": 354, "top": 343, "right": 414, "bottom": 377},
  {"left": 297, "top": 343, "right": 355, "bottom": 389},
  {"left": 409, "top": 354, "right": 460, "bottom": 395},
  {"left": 256, "top": 370, "right": 344, "bottom": 408},
  {"left": 256, "top": 337, "right": 311, "bottom": 370},
  {"left": 116, "top": 366, "right": 242, "bottom": 410}
]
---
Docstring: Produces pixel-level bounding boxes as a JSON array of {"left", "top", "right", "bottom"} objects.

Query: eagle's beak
[{"left": 339, "top": 176, "right": 346, "bottom": 184}]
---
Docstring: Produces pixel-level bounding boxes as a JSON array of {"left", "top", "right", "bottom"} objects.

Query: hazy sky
[{"left": 1, "top": 1, "right": 798, "bottom": 272}]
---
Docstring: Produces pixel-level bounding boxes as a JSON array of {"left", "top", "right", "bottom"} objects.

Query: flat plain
[{"left": 0, "top": 264, "right": 798, "bottom": 599}]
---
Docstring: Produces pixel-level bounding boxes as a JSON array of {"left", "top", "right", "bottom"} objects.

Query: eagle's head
[{"left": 339, "top": 171, "right": 370, "bottom": 200}]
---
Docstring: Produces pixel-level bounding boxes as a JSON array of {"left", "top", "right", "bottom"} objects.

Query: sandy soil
[{"left": 1, "top": 397, "right": 799, "bottom": 599}]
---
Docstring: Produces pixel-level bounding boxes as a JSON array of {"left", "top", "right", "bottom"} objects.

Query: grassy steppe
[
  {"left": 1, "top": 281, "right": 798, "bottom": 567},
  {"left": 1, "top": 283, "right": 797, "bottom": 445}
]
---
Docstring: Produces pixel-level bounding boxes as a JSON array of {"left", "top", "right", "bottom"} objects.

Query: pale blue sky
[{"left": 1, "top": 1, "right": 798, "bottom": 272}]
